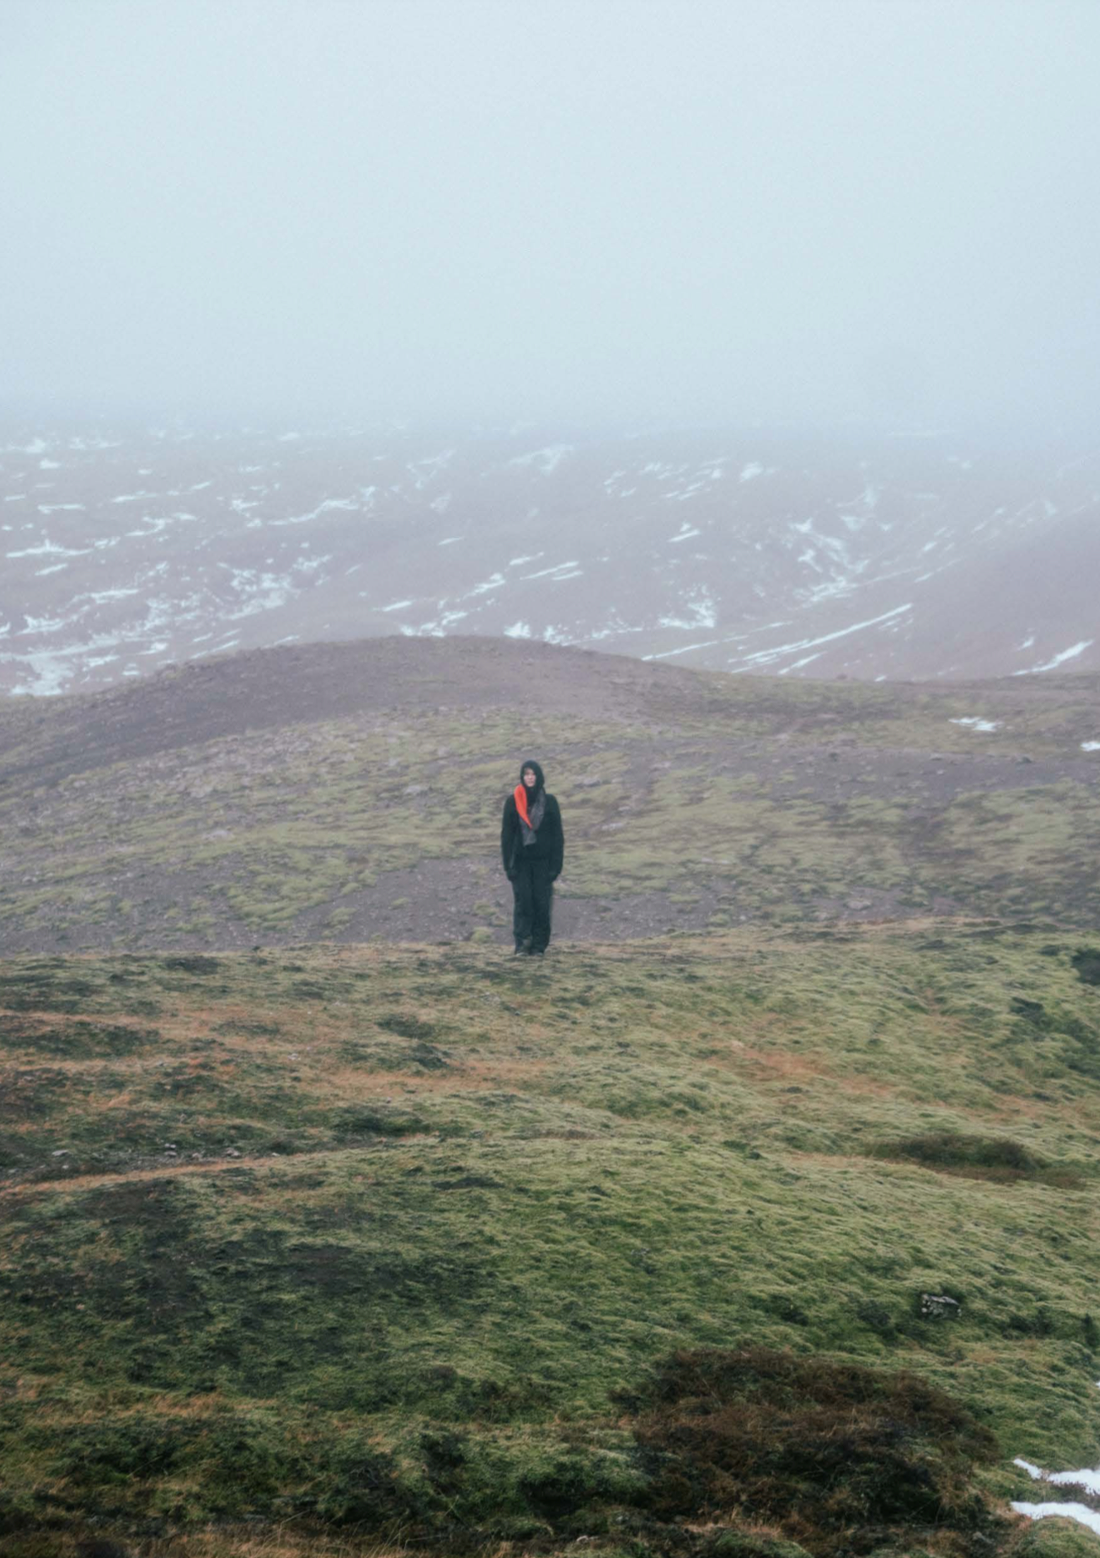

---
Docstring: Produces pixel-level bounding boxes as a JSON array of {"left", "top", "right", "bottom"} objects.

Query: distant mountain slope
[
  {"left": 2, "top": 423, "right": 1098, "bottom": 694},
  {"left": 1, "top": 636, "right": 1098, "bottom": 955}
]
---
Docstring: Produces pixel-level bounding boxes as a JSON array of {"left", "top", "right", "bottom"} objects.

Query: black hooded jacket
[{"left": 501, "top": 759, "right": 564, "bottom": 879}]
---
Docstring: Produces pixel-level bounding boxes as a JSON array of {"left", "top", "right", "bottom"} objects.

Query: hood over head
[{"left": 519, "top": 759, "right": 545, "bottom": 794}]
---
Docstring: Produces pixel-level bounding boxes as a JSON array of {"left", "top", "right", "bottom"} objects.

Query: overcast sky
[{"left": 2, "top": 0, "right": 1098, "bottom": 428}]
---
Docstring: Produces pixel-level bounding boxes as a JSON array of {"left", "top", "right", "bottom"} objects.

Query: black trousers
[{"left": 511, "top": 857, "right": 554, "bottom": 952}]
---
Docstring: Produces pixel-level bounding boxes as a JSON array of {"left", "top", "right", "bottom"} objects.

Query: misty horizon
[{"left": 3, "top": 0, "right": 1099, "bottom": 431}]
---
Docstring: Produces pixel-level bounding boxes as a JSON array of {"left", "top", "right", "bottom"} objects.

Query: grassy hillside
[
  {"left": 0, "top": 639, "right": 1098, "bottom": 954},
  {"left": 4, "top": 920, "right": 1100, "bottom": 1557},
  {"left": 3, "top": 641, "right": 1100, "bottom": 1555}
]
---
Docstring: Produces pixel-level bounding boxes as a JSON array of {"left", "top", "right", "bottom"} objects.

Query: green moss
[{"left": 1, "top": 925, "right": 1099, "bottom": 1550}]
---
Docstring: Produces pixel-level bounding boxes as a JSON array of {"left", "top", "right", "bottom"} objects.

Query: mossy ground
[
  {"left": 3, "top": 922, "right": 1100, "bottom": 1556},
  {"left": 2, "top": 662, "right": 1100, "bottom": 952}
]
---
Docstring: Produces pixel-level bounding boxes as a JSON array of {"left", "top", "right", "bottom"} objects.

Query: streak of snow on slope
[
  {"left": 467, "top": 573, "right": 506, "bottom": 597},
  {"left": 1012, "top": 1502, "right": 1100, "bottom": 1536},
  {"left": 1013, "top": 640, "right": 1094, "bottom": 675},
  {"left": 1013, "top": 1453, "right": 1100, "bottom": 1537},
  {"left": 728, "top": 603, "right": 914, "bottom": 669},
  {"left": 270, "top": 497, "right": 358, "bottom": 527},
  {"left": 522, "top": 560, "right": 579, "bottom": 580},
  {"left": 7, "top": 540, "right": 91, "bottom": 558}
]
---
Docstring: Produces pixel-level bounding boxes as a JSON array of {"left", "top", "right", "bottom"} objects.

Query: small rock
[
  {"left": 920, "top": 1292, "right": 961, "bottom": 1318},
  {"left": 51, "top": 1149, "right": 69, "bottom": 1157},
  {"left": 403, "top": 783, "right": 427, "bottom": 796},
  {"left": 225, "top": 1148, "right": 242, "bottom": 1158}
]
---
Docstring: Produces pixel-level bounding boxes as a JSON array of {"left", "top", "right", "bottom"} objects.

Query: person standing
[{"left": 501, "top": 759, "right": 564, "bottom": 955}]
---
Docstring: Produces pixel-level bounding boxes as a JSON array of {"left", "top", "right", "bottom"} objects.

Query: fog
[{"left": 2, "top": 0, "right": 1098, "bottom": 429}]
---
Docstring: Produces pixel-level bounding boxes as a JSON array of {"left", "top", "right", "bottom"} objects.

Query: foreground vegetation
[{"left": 3, "top": 920, "right": 1100, "bottom": 1556}]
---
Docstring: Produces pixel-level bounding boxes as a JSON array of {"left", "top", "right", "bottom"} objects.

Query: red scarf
[{"left": 514, "top": 783, "right": 532, "bottom": 829}]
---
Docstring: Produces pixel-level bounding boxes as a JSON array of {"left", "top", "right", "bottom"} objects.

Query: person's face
[{"left": 523, "top": 767, "right": 537, "bottom": 789}]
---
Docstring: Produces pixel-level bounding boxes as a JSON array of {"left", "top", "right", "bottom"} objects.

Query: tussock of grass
[
  {"left": 1072, "top": 948, "right": 1100, "bottom": 987},
  {"left": 867, "top": 1130, "right": 1085, "bottom": 1187}
]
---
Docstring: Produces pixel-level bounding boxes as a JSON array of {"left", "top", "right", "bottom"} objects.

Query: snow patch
[
  {"left": 659, "top": 591, "right": 716, "bottom": 631},
  {"left": 950, "top": 717, "right": 1001, "bottom": 732},
  {"left": 507, "top": 444, "right": 573, "bottom": 475},
  {"left": 504, "top": 621, "right": 532, "bottom": 638}
]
